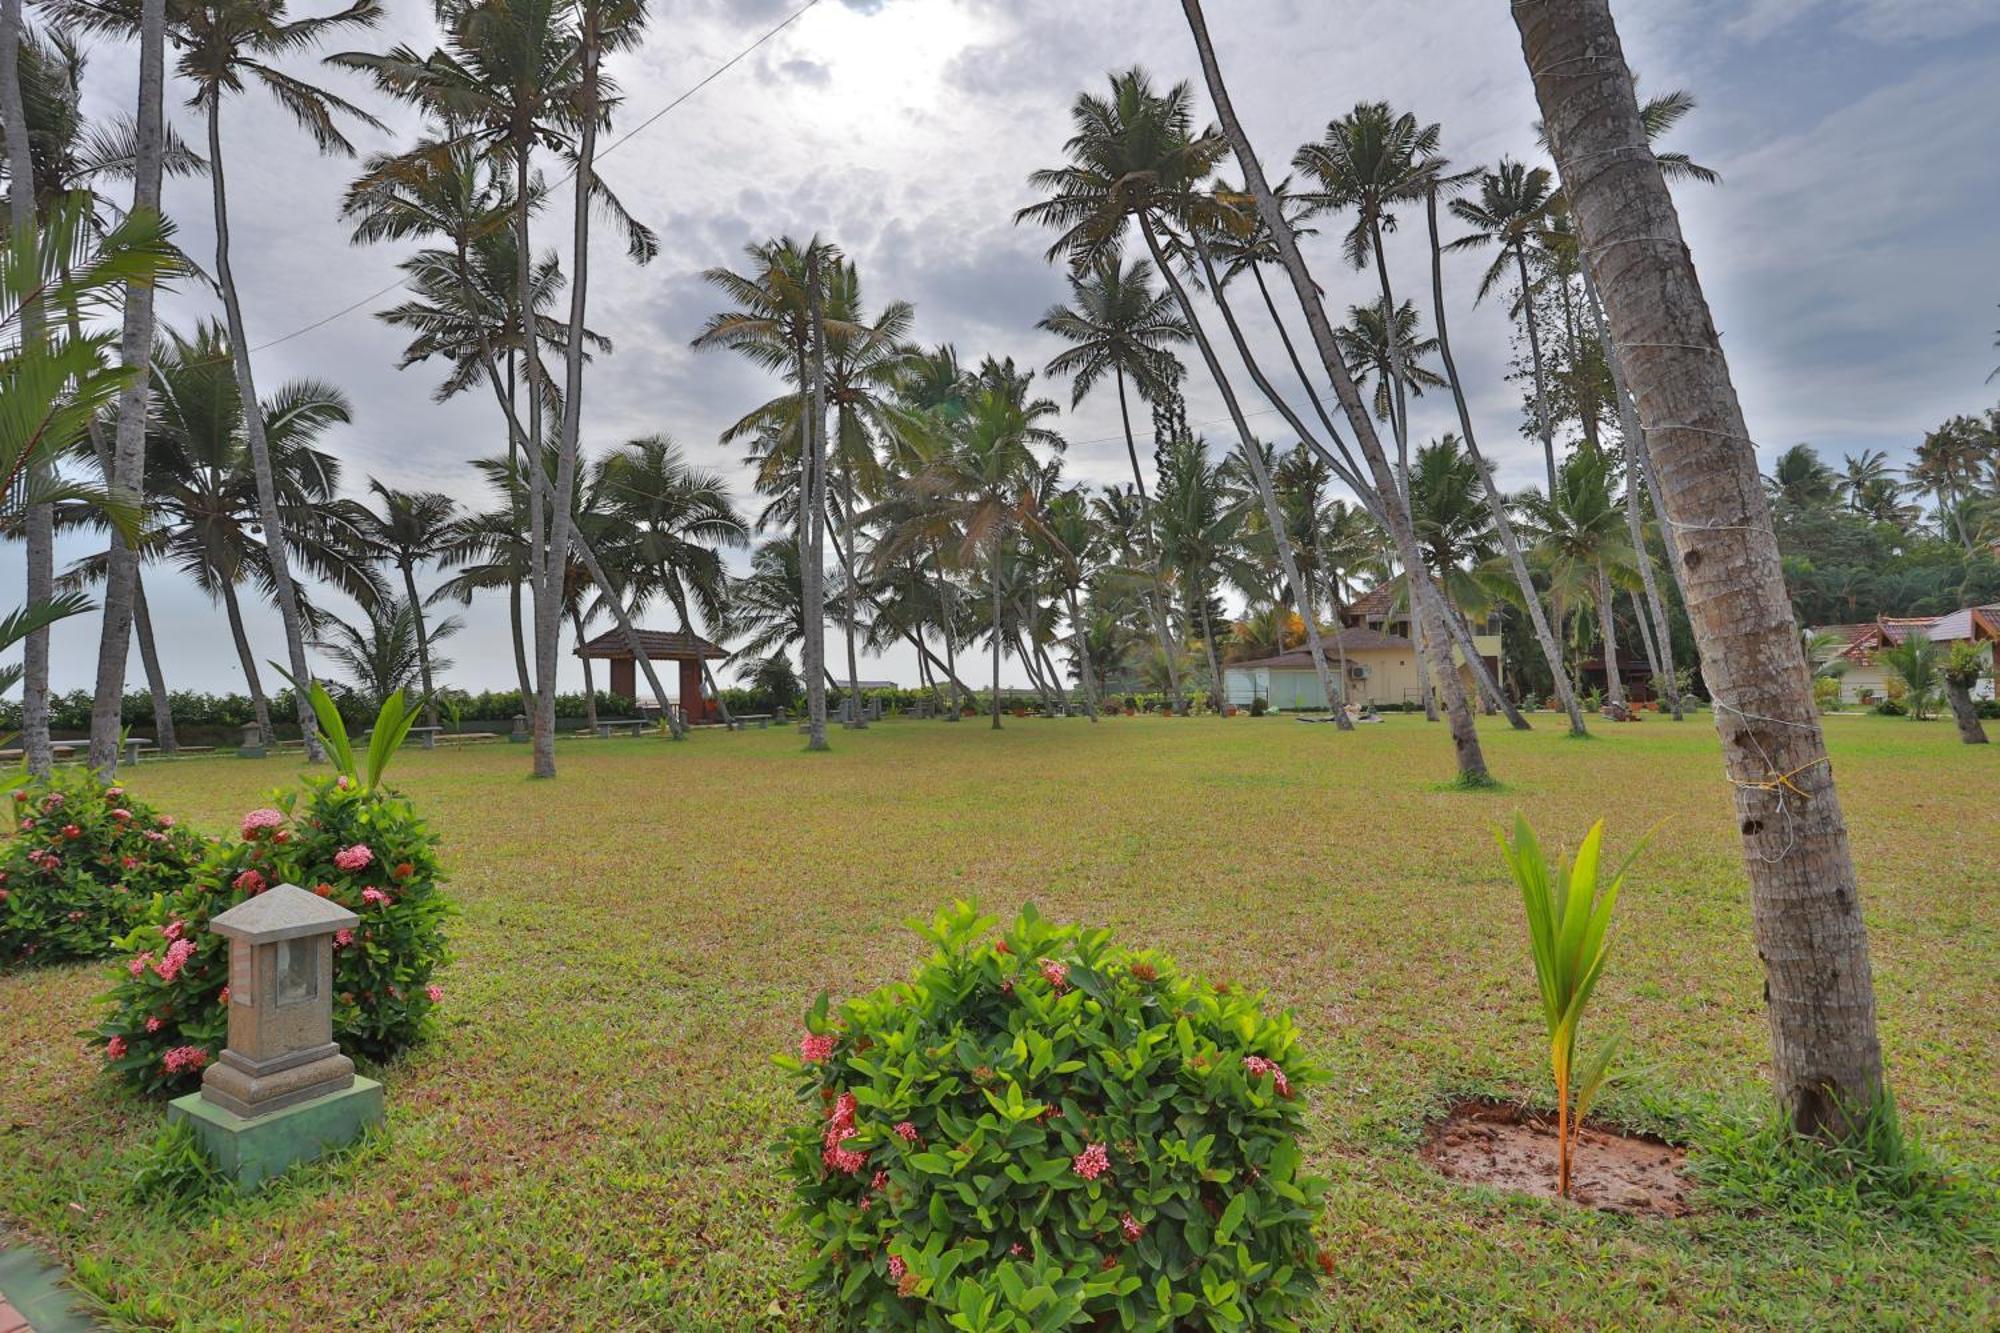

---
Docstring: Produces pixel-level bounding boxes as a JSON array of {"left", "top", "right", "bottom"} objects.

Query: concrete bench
[
  {"left": 730, "top": 714, "right": 773, "bottom": 731},
  {"left": 123, "top": 738, "right": 156, "bottom": 764},
  {"left": 406, "top": 726, "right": 443, "bottom": 750},
  {"left": 594, "top": 719, "right": 649, "bottom": 738},
  {"left": 435, "top": 731, "right": 497, "bottom": 745}
]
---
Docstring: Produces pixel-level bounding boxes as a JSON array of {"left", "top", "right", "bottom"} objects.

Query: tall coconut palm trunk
[
  {"left": 1515, "top": 0, "right": 1882, "bottom": 1136},
  {"left": 400, "top": 559, "right": 439, "bottom": 721},
  {"left": 801, "top": 251, "right": 831, "bottom": 751},
  {"left": 1427, "top": 182, "right": 1588, "bottom": 735},
  {"left": 1063, "top": 587, "right": 1099, "bottom": 720},
  {"left": 220, "top": 581, "right": 275, "bottom": 746},
  {"left": 3, "top": 0, "right": 52, "bottom": 777},
  {"left": 1367, "top": 219, "right": 1415, "bottom": 495},
  {"left": 940, "top": 578, "right": 961, "bottom": 720},
  {"left": 1516, "top": 242, "right": 1560, "bottom": 498},
  {"left": 1594, "top": 561, "right": 1625, "bottom": 706},
  {"left": 987, "top": 548, "right": 1004, "bottom": 730},
  {"left": 132, "top": 575, "right": 175, "bottom": 750},
  {"left": 573, "top": 610, "right": 598, "bottom": 732},
  {"left": 835, "top": 453, "right": 866, "bottom": 727},
  {"left": 1942, "top": 676, "right": 1988, "bottom": 745},
  {"left": 83, "top": 0, "right": 168, "bottom": 776},
  {"left": 1114, "top": 368, "right": 1187, "bottom": 712},
  {"left": 204, "top": 98, "right": 323, "bottom": 764},
  {"left": 1182, "top": 236, "right": 1351, "bottom": 729},
  {"left": 1181, "top": 0, "right": 1490, "bottom": 783},
  {"left": 1586, "top": 273, "right": 1683, "bottom": 718}
]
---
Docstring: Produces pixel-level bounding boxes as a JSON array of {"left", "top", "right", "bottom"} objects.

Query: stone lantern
[
  {"left": 167, "top": 884, "right": 384, "bottom": 1191},
  {"left": 237, "top": 722, "right": 266, "bottom": 759},
  {"left": 510, "top": 712, "right": 528, "bottom": 743}
]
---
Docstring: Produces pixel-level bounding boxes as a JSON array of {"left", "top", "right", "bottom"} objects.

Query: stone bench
[
  {"left": 729, "top": 714, "right": 774, "bottom": 731},
  {"left": 594, "top": 719, "right": 649, "bottom": 738}
]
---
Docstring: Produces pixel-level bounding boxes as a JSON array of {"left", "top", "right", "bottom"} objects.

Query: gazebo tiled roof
[
  {"left": 1226, "top": 626, "right": 1414, "bottom": 670},
  {"left": 572, "top": 629, "right": 727, "bottom": 661}
]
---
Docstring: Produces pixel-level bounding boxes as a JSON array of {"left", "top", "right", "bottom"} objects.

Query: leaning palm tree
[
  {"left": 1519, "top": 448, "right": 1636, "bottom": 708},
  {"left": 58, "top": 0, "right": 390, "bottom": 762},
  {"left": 1293, "top": 100, "right": 1443, "bottom": 488},
  {"left": 1444, "top": 158, "right": 1561, "bottom": 497},
  {"left": 1333, "top": 297, "right": 1446, "bottom": 431},
  {"left": 1036, "top": 255, "right": 1190, "bottom": 708},
  {"left": 1178, "top": 8, "right": 1498, "bottom": 782},
  {"left": 350, "top": 481, "right": 456, "bottom": 724},
  {"left": 1940, "top": 641, "right": 1990, "bottom": 745}
]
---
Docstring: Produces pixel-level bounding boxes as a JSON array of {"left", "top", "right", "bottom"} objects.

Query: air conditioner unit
[{"left": 1347, "top": 663, "right": 1370, "bottom": 679}]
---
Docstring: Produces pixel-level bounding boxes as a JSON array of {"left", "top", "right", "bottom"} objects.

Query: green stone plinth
[{"left": 168, "top": 1077, "right": 383, "bottom": 1192}]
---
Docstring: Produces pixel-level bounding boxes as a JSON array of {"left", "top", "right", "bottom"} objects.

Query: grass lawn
[{"left": 1, "top": 713, "right": 1994, "bottom": 1328}]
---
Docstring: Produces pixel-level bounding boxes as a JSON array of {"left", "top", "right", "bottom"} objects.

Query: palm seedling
[{"left": 1497, "top": 815, "right": 1641, "bottom": 1199}]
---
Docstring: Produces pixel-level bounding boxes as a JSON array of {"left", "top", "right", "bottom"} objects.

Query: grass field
[{"left": 1, "top": 714, "right": 1994, "bottom": 1329}]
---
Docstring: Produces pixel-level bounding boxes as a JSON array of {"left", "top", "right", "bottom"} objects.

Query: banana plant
[{"left": 1496, "top": 815, "right": 1643, "bottom": 1198}]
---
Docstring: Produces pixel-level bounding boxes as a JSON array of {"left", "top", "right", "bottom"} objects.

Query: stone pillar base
[
  {"left": 168, "top": 1076, "right": 384, "bottom": 1193},
  {"left": 236, "top": 744, "right": 266, "bottom": 759}
]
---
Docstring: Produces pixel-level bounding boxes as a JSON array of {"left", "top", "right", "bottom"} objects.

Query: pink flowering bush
[
  {"left": 0, "top": 771, "right": 206, "bottom": 969},
  {"left": 777, "top": 901, "right": 1329, "bottom": 1328},
  {"left": 91, "top": 771, "right": 451, "bottom": 1096}
]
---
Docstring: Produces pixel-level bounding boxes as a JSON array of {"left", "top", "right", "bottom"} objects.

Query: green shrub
[
  {"left": 776, "top": 902, "right": 1329, "bottom": 1328},
  {"left": 92, "top": 690, "right": 452, "bottom": 1096},
  {"left": 1874, "top": 698, "right": 1908, "bottom": 717},
  {"left": 1977, "top": 699, "right": 2000, "bottom": 720},
  {"left": 0, "top": 770, "right": 207, "bottom": 969},
  {"left": 1249, "top": 697, "right": 1268, "bottom": 717}
]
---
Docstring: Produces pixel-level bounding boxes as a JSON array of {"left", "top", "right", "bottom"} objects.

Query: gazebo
[{"left": 573, "top": 629, "right": 728, "bottom": 724}]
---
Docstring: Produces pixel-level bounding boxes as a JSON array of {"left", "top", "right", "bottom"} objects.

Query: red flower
[{"left": 61, "top": 824, "right": 82, "bottom": 839}]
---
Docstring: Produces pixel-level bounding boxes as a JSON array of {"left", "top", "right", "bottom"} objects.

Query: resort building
[
  {"left": 1811, "top": 606, "right": 2000, "bottom": 703},
  {"left": 1222, "top": 583, "right": 1501, "bottom": 711}
]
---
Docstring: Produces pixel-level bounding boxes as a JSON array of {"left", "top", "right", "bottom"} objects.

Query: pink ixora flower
[
  {"left": 1243, "top": 1055, "right": 1291, "bottom": 1098},
  {"left": 153, "top": 938, "right": 196, "bottom": 982},
  {"left": 871, "top": 1169, "right": 889, "bottom": 1191},
  {"left": 105, "top": 1036, "right": 127, "bottom": 1061},
  {"left": 425, "top": 984, "right": 444, "bottom": 1004},
  {"left": 334, "top": 844, "right": 374, "bottom": 872},
  {"left": 144, "top": 1016, "right": 163, "bottom": 1033},
  {"left": 1121, "top": 1212, "right": 1144, "bottom": 1242},
  {"left": 110, "top": 808, "right": 132, "bottom": 823},
  {"left": 162, "top": 1045, "right": 208, "bottom": 1075},
  {"left": 361, "top": 886, "right": 391, "bottom": 907},
  {"left": 893, "top": 1121, "right": 920, "bottom": 1144},
  {"left": 155, "top": 814, "right": 175, "bottom": 828},
  {"left": 239, "top": 808, "right": 285, "bottom": 839},
  {"left": 1039, "top": 958, "right": 1070, "bottom": 992},
  {"left": 163, "top": 919, "right": 185, "bottom": 942},
  {"left": 334, "top": 928, "right": 354, "bottom": 949},
  {"left": 1072, "top": 1143, "right": 1110, "bottom": 1181},
  {"left": 127, "top": 951, "right": 154, "bottom": 977},
  {"left": 41, "top": 792, "right": 64, "bottom": 810},
  {"left": 798, "top": 1032, "right": 837, "bottom": 1063},
  {"left": 886, "top": 1255, "right": 907, "bottom": 1282},
  {"left": 822, "top": 1143, "right": 866, "bottom": 1175},
  {"left": 105, "top": 788, "right": 123, "bottom": 801},
  {"left": 233, "top": 868, "right": 268, "bottom": 895}
]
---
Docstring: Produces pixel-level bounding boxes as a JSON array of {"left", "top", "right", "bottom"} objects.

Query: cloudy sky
[{"left": 10, "top": 0, "right": 1998, "bottom": 701}]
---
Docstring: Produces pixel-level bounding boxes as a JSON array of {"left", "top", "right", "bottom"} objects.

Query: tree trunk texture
[
  {"left": 1182, "top": 0, "right": 1490, "bottom": 784},
  {"left": 988, "top": 547, "right": 1003, "bottom": 730},
  {"left": 1516, "top": 0, "right": 1883, "bottom": 1135},
  {"left": 1943, "top": 682, "right": 1988, "bottom": 745},
  {"left": 1594, "top": 561, "right": 1625, "bottom": 705},
  {"left": 3, "top": 0, "right": 52, "bottom": 777},
  {"left": 835, "top": 450, "right": 865, "bottom": 727},
  {"left": 1065, "top": 587, "right": 1098, "bottom": 720},
  {"left": 1115, "top": 367, "right": 1186, "bottom": 711},
  {"left": 402, "top": 562, "right": 439, "bottom": 724},
  {"left": 802, "top": 251, "right": 831, "bottom": 751},
  {"left": 1516, "top": 243, "right": 1561, "bottom": 499},
  {"left": 83, "top": 0, "right": 167, "bottom": 775},
  {"left": 207, "top": 100, "right": 323, "bottom": 763},
  {"left": 221, "top": 581, "right": 274, "bottom": 746},
  {"left": 574, "top": 613, "right": 598, "bottom": 732},
  {"left": 132, "top": 574, "right": 176, "bottom": 750},
  {"left": 1427, "top": 182, "right": 1589, "bottom": 735}
]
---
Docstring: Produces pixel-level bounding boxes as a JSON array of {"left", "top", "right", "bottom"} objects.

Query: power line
[{"left": 250, "top": 0, "right": 824, "bottom": 354}]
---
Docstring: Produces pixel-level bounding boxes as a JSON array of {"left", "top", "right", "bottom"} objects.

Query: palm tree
[
  {"left": 138, "top": 321, "right": 381, "bottom": 744},
  {"left": 1036, "top": 488, "right": 1100, "bottom": 720},
  {"left": 1444, "top": 158, "right": 1561, "bottom": 496},
  {"left": 1154, "top": 432, "right": 1256, "bottom": 705},
  {"left": 1877, "top": 631, "right": 1940, "bottom": 721},
  {"left": 351, "top": 482, "right": 456, "bottom": 723},
  {"left": 1018, "top": 69, "right": 1355, "bottom": 730},
  {"left": 1765, "top": 443, "right": 1840, "bottom": 515},
  {"left": 1910, "top": 416, "right": 1993, "bottom": 551},
  {"left": 1419, "top": 170, "right": 1589, "bottom": 733},
  {"left": 314, "top": 594, "right": 459, "bottom": 710},
  {"left": 1520, "top": 448, "right": 1636, "bottom": 707},
  {"left": 57, "top": 0, "right": 393, "bottom": 763},
  {"left": 597, "top": 434, "right": 747, "bottom": 725},
  {"left": 1333, "top": 297, "right": 1446, "bottom": 429},
  {"left": 1170, "top": 18, "right": 1495, "bottom": 778},
  {"left": 1293, "top": 100, "right": 1442, "bottom": 486},
  {"left": 1940, "top": 641, "right": 1990, "bottom": 745},
  {"left": 883, "top": 380, "right": 1061, "bottom": 730},
  {"left": 1515, "top": 0, "right": 1884, "bottom": 1136},
  {"left": 1037, "top": 254, "right": 1190, "bottom": 707}
]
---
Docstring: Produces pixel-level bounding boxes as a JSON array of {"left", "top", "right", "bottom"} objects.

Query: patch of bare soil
[{"left": 1421, "top": 1098, "right": 1692, "bottom": 1217}]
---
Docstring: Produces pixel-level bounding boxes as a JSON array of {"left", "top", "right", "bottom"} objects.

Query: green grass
[{"left": 1, "top": 713, "right": 1993, "bottom": 1329}]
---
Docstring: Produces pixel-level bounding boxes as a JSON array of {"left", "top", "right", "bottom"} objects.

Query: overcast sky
[{"left": 9, "top": 0, "right": 1997, "bottom": 701}]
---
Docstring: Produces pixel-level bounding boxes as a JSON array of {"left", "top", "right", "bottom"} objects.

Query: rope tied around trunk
[{"left": 1712, "top": 698, "right": 1825, "bottom": 863}]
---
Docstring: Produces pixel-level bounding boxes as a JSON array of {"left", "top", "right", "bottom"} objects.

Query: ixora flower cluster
[
  {"left": 777, "top": 902, "right": 1330, "bottom": 1329},
  {"left": 0, "top": 770, "right": 206, "bottom": 968},
  {"left": 92, "top": 772, "right": 452, "bottom": 1096}
]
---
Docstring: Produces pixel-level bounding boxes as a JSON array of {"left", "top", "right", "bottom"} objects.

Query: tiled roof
[
  {"left": 573, "top": 629, "right": 727, "bottom": 660},
  {"left": 1344, "top": 582, "right": 1400, "bottom": 619}
]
